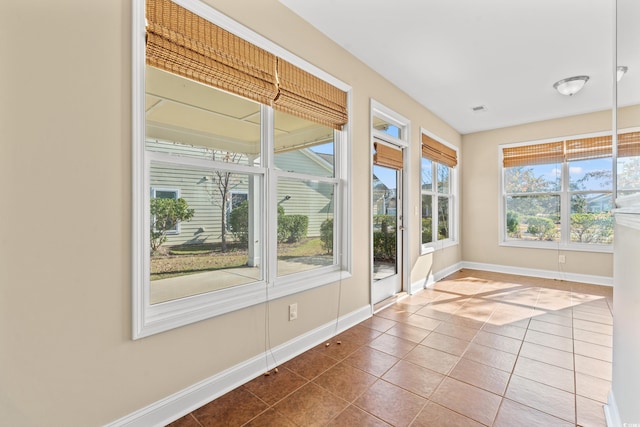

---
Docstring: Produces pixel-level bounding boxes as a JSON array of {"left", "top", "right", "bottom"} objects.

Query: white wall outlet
[
  {"left": 558, "top": 255, "right": 566, "bottom": 263},
  {"left": 289, "top": 303, "right": 298, "bottom": 321}
]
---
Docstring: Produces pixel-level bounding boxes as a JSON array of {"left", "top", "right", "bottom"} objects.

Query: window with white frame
[
  {"left": 500, "top": 129, "right": 640, "bottom": 250},
  {"left": 421, "top": 132, "right": 458, "bottom": 251},
  {"left": 133, "top": 0, "right": 350, "bottom": 338}
]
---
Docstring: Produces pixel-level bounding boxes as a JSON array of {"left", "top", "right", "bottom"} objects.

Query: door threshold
[{"left": 373, "top": 291, "right": 408, "bottom": 313}]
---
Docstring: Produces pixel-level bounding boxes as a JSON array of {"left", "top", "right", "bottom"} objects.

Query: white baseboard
[
  {"left": 410, "top": 262, "right": 464, "bottom": 293},
  {"left": 108, "top": 260, "right": 613, "bottom": 426},
  {"left": 604, "top": 391, "right": 622, "bottom": 427},
  {"left": 410, "top": 260, "right": 612, "bottom": 292},
  {"left": 105, "top": 305, "right": 372, "bottom": 427},
  {"left": 460, "top": 261, "right": 613, "bottom": 287}
]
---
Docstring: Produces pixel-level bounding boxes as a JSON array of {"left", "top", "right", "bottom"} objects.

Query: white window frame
[
  {"left": 420, "top": 129, "right": 459, "bottom": 254},
  {"left": 132, "top": 0, "right": 352, "bottom": 339},
  {"left": 498, "top": 131, "right": 616, "bottom": 253},
  {"left": 150, "top": 187, "right": 181, "bottom": 234}
]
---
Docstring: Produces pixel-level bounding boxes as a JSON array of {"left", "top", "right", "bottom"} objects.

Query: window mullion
[
  {"left": 561, "top": 160, "right": 570, "bottom": 246},
  {"left": 432, "top": 162, "right": 438, "bottom": 244},
  {"left": 263, "top": 105, "right": 277, "bottom": 287}
]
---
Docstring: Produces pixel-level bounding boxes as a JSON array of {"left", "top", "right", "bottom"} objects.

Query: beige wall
[
  {"left": 0, "top": 0, "right": 461, "bottom": 425},
  {"left": 461, "top": 104, "right": 640, "bottom": 278}
]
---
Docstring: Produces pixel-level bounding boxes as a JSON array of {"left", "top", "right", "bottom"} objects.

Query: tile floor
[{"left": 167, "top": 269, "right": 613, "bottom": 426}]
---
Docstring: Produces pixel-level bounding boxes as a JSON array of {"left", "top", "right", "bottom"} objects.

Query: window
[
  {"left": 133, "top": 0, "right": 350, "bottom": 338},
  {"left": 421, "top": 132, "right": 458, "bottom": 251},
  {"left": 500, "top": 130, "right": 640, "bottom": 250}
]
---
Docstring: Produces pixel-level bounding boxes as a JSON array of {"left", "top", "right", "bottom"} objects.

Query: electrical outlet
[
  {"left": 559, "top": 255, "right": 566, "bottom": 263},
  {"left": 289, "top": 303, "right": 298, "bottom": 321}
]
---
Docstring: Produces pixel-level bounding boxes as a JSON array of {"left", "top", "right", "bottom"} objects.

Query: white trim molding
[
  {"left": 411, "top": 261, "right": 463, "bottom": 293},
  {"left": 411, "top": 260, "right": 612, "bottom": 293},
  {"left": 604, "top": 391, "right": 622, "bottom": 427},
  {"left": 105, "top": 305, "right": 371, "bottom": 427},
  {"left": 460, "top": 261, "right": 613, "bottom": 287}
]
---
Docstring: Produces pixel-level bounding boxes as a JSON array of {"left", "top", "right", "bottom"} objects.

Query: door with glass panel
[{"left": 372, "top": 140, "right": 403, "bottom": 304}]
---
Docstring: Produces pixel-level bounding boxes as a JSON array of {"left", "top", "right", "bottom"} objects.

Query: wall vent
[{"left": 471, "top": 105, "right": 488, "bottom": 113}]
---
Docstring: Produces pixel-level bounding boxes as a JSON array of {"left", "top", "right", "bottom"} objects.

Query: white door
[{"left": 372, "top": 141, "right": 404, "bottom": 304}]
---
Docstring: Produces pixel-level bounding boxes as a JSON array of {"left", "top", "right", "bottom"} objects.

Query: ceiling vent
[{"left": 471, "top": 105, "right": 488, "bottom": 113}]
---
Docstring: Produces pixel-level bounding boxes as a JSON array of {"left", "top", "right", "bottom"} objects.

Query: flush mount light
[
  {"left": 553, "top": 75, "right": 590, "bottom": 96},
  {"left": 617, "top": 66, "right": 628, "bottom": 82}
]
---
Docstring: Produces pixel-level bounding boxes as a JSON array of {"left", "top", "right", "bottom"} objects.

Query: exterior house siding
[{"left": 149, "top": 140, "right": 334, "bottom": 246}]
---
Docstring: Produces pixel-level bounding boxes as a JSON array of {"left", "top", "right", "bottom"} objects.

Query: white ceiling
[{"left": 279, "top": 0, "right": 640, "bottom": 134}]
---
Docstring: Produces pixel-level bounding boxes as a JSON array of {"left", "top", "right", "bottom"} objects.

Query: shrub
[
  {"left": 373, "top": 230, "right": 396, "bottom": 261},
  {"left": 525, "top": 216, "right": 556, "bottom": 240},
  {"left": 229, "top": 200, "right": 249, "bottom": 244},
  {"left": 506, "top": 211, "right": 519, "bottom": 234},
  {"left": 422, "top": 218, "right": 432, "bottom": 244},
  {"left": 571, "top": 212, "right": 613, "bottom": 243},
  {"left": 277, "top": 206, "right": 308, "bottom": 243},
  {"left": 373, "top": 214, "right": 395, "bottom": 232},
  {"left": 320, "top": 218, "right": 333, "bottom": 254},
  {"left": 231, "top": 203, "right": 309, "bottom": 244},
  {"left": 150, "top": 197, "right": 195, "bottom": 253},
  {"left": 280, "top": 215, "right": 308, "bottom": 243}
]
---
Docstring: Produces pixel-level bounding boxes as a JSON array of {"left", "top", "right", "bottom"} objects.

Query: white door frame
[{"left": 370, "top": 99, "right": 411, "bottom": 308}]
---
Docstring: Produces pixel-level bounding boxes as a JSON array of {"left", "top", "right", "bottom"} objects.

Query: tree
[
  {"left": 571, "top": 212, "right": 613, "bottom": 243},
  {"left": 150, "top": 197, "right": 195, "bottom": 253},
  {"left": 203, "top": 152, "right": 244, "bottom": 252}
]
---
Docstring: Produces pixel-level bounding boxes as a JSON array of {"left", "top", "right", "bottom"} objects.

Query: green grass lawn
[{"left": 151, "top": 238, "right": 329, "bottom": 280}]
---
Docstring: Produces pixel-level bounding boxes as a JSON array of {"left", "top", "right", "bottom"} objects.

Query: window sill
[
  {"left": 421, "top": 239, "right": 458, "bottom": 255},
  {"left": 499, "top": 240, "right": 613, "bottom": 254},
  {"left": 135, "top": 266, "right": 351, "bottom": 339}
]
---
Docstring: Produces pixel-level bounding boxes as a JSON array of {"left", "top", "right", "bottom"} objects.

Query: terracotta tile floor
[{"left": 167, "top": 269, "right": 613, "bottom": 427}]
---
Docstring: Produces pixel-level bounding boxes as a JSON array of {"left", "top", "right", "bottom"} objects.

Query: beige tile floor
[{"left": 167, "top": 269, "right": 613, "bottom": 426}]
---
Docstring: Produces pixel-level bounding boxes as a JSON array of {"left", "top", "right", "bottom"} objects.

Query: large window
[
  {"left": 133, "top": 0, "right": 350, "bottom": 338},
  {"left": 500, "top": 130, "right": 640, "bottom": 250},
  {"left": 421, "top": 132, "right": 458, "bottom": 251}
]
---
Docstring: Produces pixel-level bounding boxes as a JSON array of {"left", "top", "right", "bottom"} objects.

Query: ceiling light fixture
[
  {"left": 553, "top": 75, "right": 589, "bottom": 96},
  {"left": 617, "top": 66, "right": 628, "bottom": 82}
]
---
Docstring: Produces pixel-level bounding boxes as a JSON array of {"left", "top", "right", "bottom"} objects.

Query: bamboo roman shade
[
  {"left": 565, "top": 135, "right": 612, "bottom": 161},
  {"left": 422, "top": 134, "right": 457, "bottom": 168},
  {"left": 502, "top": 141, "right": 564, "bottom": 167},
  {"left": 274, "top": 59, "right": 348, "bottom": 130},
  {"left": 146, "top": 0, "right": 278, "bottom": 105},
  {"left": 145, "top": 0, "right": 348, "bottom": 129},
  {"left": 618, "top": 131, "right": 640, "bottom": 158},
  {"left": 374, "top": 142, "right": 403, "bottom": 170},
  {"left": 503, "top": 131, "right": 640, "bottom": 168}
]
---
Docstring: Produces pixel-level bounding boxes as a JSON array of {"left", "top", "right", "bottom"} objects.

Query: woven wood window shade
[
  {"left": 374, "top": 142, "right": 403, "bottom": 170},
  {"left": 565, "top": 135, "right": 612, "bottom": 162},
  {"left": 618, "top": 131, "right": 640, "bottom": 158},
  {"left": 146, "top": 0, "right": 279, "bottom": 106},
  {"left": 145, "top": 0, "right": 348, "bottom": 129},
  {"left": 274, "top": 59, "right": 348, "bottom": 130},
  {"left": 502, "top": 141, "right": 564, "bottom": 168},
  {"left": 421, "top": 134, "right": 457, "bottom": 168}
]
